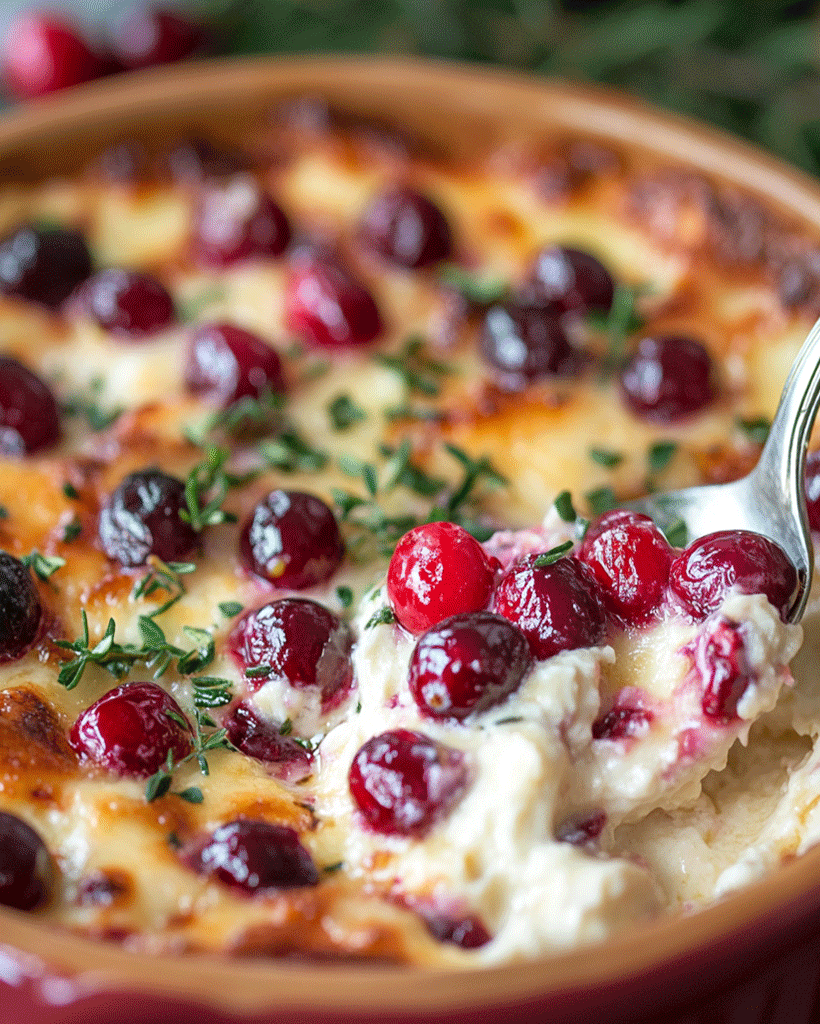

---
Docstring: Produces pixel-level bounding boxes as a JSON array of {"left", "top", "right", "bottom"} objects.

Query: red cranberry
[
  {"left": 805, "top": 449, "right": 820, "bottom": 533},
  {"left": 0, "top": 551, "right": 41, "bottom": 661},
  {"left": 69, "top": 682, "right": 192, "bottom": 778},
  {"left": 387, "top": 522, "right": 496, "bottom": 634},
  {"left": 110, "top": 6, "right": 207, "bottom": 70},
  {"left": 684, "top": 618, "right": 752, "bottom": 721},
  {"left": 492, "top": 554, "right": 607, "bottom": 659},
  {"left": 591, "top": 703, "right": 653, "bottom": 740},
  {"left": 408, "top": 611, "right": 532, "bottom": 720},
  {"left": 422, "top": 911, "right": 491, "bottom": 949},
  {"left": 578, "top": 509, "right": 673, "bottom": 625},
  {"left": 0, "top": 356, "right": 60, "bottom": 455},
  {"left": 193, "top": 178, "right": 290, "bottom": 267},
  {"left": 240, "top": 490, "right": 345, "bottom": 589},
  {"left": 527, "top": 245, "right": 615, "bottom": 313},
  {"left": 228, "top": 598, "right": 352, "bottom": 700},
  {"left": 669, "top": 530, "right": 797, "bottom": 622},
  {"left": 620, "top": 335, "right": 716, "bottom": 422},
  {"left": 349, "top": 729, "right": 468, "bottom": 837},
  {"left": 98, "top": 469, "right": 198, "bottom": 567},
  {"left": 284, "top": 257, "right": 383, "bottom": 348},
  {"left": 0, "top": 225, "right": 92, "bottom": 308},
  {"left": 77, "top": 269, "right": 176, "bottom": 338},
  {"left": 222, "top": 701, "right": 313, "bottom": 777},
  {"left": 359, "top": 186, "right": 452, "bottom": 269},
  {"left": 479, "top": 301, "right": 574, "bottom": 390},
  {"left": 187, "top": 819, "right": 319, "bottom": 892},
  {"left": 185, "top": 322, "right": 286, "bottom": 408},
  {"left": 0, "top": 811, "right": 51, "bottom": 910},
  {"left": 555, "top": 809, "right": 607, "bottom": 846},
  {"left": 3, "top": 14, "right": 105, "bottom": 99}
]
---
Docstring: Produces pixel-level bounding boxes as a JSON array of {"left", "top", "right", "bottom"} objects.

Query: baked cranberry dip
[{"left": 0, "top": 96, "right": 817, "bottom": 967}]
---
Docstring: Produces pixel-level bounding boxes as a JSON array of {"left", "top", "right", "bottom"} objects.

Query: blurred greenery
[{"left": 205, "top": 0, "right": 820, "bottom": 178}]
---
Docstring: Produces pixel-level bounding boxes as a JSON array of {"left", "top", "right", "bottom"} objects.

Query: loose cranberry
[
  {"left": 359, "top": 186, "right": 452, "bottom": 269},
  {"left": 185, "top": 322, "right": 286, "bottom": 408},
  {"left": 578, "top": 509, "right": 673, "bottom": 625},
  {"left": 492, "top": 554, "right": 607, "bottom": 659},
  {"left": 805, "top": 449, "right": 820, "bottom": 533},
  {"left": 591, "top": 703, "right": 653, "bottom": 740},
  {"left": 187, "top": 819, "right": 319, "bottom": 892},
  {"left": 0, "top": 225, "right": 92, "bottom": 308},
  {"left": 69, "top": 681, "right": 192, "bottom": 778},
  {"left": 193, "top": 178, "right": 290, "bottom": 267},
  {"left": 527, "top": 245, "right": 615, "bottom": 313},
  {"left": 0, "top": 551, "right": 41, "bottom": 661},
  {"left": 555, "top": 810, "right": 607, "bottom": 846},
  {"left": 349, "top": 729, "right": 468, "bottom": 837},
  {"left": 222, "top": 701, "right": 313, "bottom": 777},
  {"left": 228, "top": 598, "right": 352, "bottom": 700},
  {"left": 284, "top": 257, "right": 383, "bottom": 348},
  {"left": 684, "top": 617, "right": 751, "bottom": 721},
  {"left": 0, "top": 356, "right": 60, "bottom": 455},
  {"left": 408, "top": 611, "right": 532, "bottom": 720},
  {"left": 77, "top": 269, "right": 176, "bottom": 338},
  {"left": 669, "top": 530, "right": 797, "bottom": 622},
  {"left": 0, "top": 811, "right": 51, "bottom": 910},
  {"left": 110, "top": 6, "right": 207, "bottom": 70},
  {"left": 423, "top": 911, "right": 491, "bottom": 949},
  {"left": 240, "top": 490, "right": 344, "bottom": 589},
  {"left": 3, "top": 14, "right": 105, "bottom": 99},
  {"left": 479, "top": 301, "right": 574, "bottom": 390},
  {"left": 98, "top": 469, "right": 198, "bottom": 567},
  {"left": 387, "top": 522, "right": 496, "bottom": 634},
  {"left": 620, "top": 335, "right": 716, "bottom": 422}
]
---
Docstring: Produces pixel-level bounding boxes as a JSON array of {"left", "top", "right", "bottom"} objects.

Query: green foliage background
[{"left": 208, "top": 0, "right": 820, "bottom": 178}]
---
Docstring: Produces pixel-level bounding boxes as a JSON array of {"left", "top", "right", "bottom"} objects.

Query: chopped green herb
[
  {"left": 494, "top": 715, "right": 524, "bottom": 726},
  {"left": 186, "top": 389, "right": 283, "bottom": 445},
  {"left": 218, "top": 601, "right": 244, "bottom": 618},
  {"left": 438, "top": 264, "right": 508, "bottom": 305},
  {"left": 279, "top": 718, "right": 293, "bottom": 736},
  {"left": 533, "top": 540, "right": 574, "bottom": 567},
  {"left": 374, "top": 336, "right": 452, "bottom": 398},
  {"left": 366, "top": 606, "right": 396, "bottom": 629},
  {"left": 61, "top": 379, "right": 123, "bottom": 431},
  {"left": 132, "top": 557, "right": 196, "bottom": 619},
  {"left": 257, "top": 432, "right": 328, "bottom": 473},
  {"left": 179, "top": 446, "right": 239, "bottom": 532},
  {"left": 589, "top": 447, "right": 624, "bottom": 469},
  {"left": 336, "top": 585, "right": 354, "bottom": 609},
  {"left": 22, "top": 551, "right": 65, "bottom": 581},
  {"left": 245, "top": 665, "right": 272, "bottom": 680},
  {"left": 191, "top": 676, "right": 233, "bottom": 709},
  {"left": 328, "top": 394, "right": 366, "bottom": 431},
  {"left": 174, "top": 786, "right": 204, "bottom": 804},
  {"left": 322, "top": 861, "right": 344, "bottom": 874},
  {"left": 0, "top": 505, "right": 8, "bottom": 520},
  {"left": 584, "top": 485, "right": 617, "bottom": 516},
  {"left": 647, "top": 441, "right": 678, "bottom": 475},
  {"left": 664, "top": 518, "right": 688, "bottom": 548},
  {"left": 62, "top": 482, "right": 80, "bottom": 500},
  {"left": 176, "top": 284, "right": 227, "bottom": 323},
  {"left": 61, "top": 517, "right": 82, "bottom": 543},
  {"left": 590, "top": 283, "right": 646, "bottom": 376},
  {"left": 144, "top": 707, "right": 235, "bottom": 803},
  {"left": 737, "top": 416, "right": 771, "bottom": 444},
  {"left": 554, "top": 490, "right": 577, "bottom": 522}
]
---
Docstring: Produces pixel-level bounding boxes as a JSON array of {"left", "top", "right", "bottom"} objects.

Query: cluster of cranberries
[{"left": 0, "top": 810, "right": 52, "bottom": 910}]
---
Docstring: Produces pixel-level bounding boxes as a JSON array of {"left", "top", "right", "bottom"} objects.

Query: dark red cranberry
[
  {"left": 669, "top": 530, "right": 797, "bottom": 622},
  {"left": 387, "top": 522, "right": 496, "bottom": 635},
  {"left": 479, "top": 301, "right": 574, "bottom": 390},
  {"left": 0, "top": 225, "right": 92, "bottom": 308},
  {"left": 77, "top": 269, "right": 176, "bottom": 338},
  {"left": 185, "top": 322, "right": 286, "bottom": 408},
  {"left": 578, "top": 509, "right": 673, "bottom": 625},
  {"left": 0, "top": 356, "right": 60, "bottom": 455},
  {"left": 98, "top": 469, "right": 198, "bottom": 567},
  {"left": 683, "top": 618, "right": 751, "bottom": 721},
  {"left": 187, "top": 819, "right": 319, "bottom": 892},
  {"left": 3, "top": 14, "right": 105, "bottom": 99},
  {"left": 492, "top": 554, "right": 607, "bottom": 659},
  {"left": 805, "top": 449, "right": 820, "bottom": 533},
  {"left": 423, "top": 911, "right": 491, "bottom": 949},
  {"left": 240, "top": 490, "right": 344, "bottom": 589},
  {"left": 69, "top": 681, "right": 192, "bottom": 778},
  {"left": 619, "top": 335, "right": 716, "bottom": 422},
  {"left": 0, "top": 811, "right": 51, "bottom": 910},
  {"left": 284, "top": 257, "right": 383, "bottom": 348},
  {"left": 166, "top": 139, "right": 248, "bottom": 183},
  {"left": 359, "top": 186, "right": 452, "bottom": 269},
  {"left": 408, "top": 611, "right": 532, "bottom": 720},
  {"left": 222, "top": 701, "right": 313, "bottom": 776},
  {"left": 592, "top": 703, "right": 653, "bottom": 741},
  {"left": 110, "top": 7, "right": 207, "bottom": 70},
  {"left": 193, "top": 179, "right": 290, "bottom": 267},
  {"left": 228, "top": 598, "right": 352, "bottom": 700},
  {"left": 0, "top": 551, "right": 41, "bottom": 661},
  {"left": 349, "top": 729, "right": 468, "bottom": 837},
  {"left": 527, "top": 245, "right": 615, "bottom": 313},
  {"left": 555, "top": 810, "right": 607, "bottom": 846}
]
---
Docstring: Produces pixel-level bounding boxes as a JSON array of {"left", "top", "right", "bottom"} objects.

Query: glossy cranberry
[
  {"left": 479, "top": 301, "right": 574, "bottom": 390},
  {"left": 359, "top": 186, "right": 452, "bottom": 269},
  {"left": 0, "top": 551, "right": 41, "bottom": 661},
  {"left": 387, "top": 522, "right": 496, "bottom": 635},
  {"left": 578, "top": 509, "right": 673, "bottom": 625},
  {"left": 193, "top": 178, "right": 290, "bottom": 267},
  {"left": 619, "top": 335, "right": 716, "bottom": 422},
  {"left": 408, "top": 611, "right": 532, "bottom": 720},
  {"left": 349, "top": 729, "right": 468, "bottom": 837},
  {"left": 111, "top": 7, "right": 207, "bottom": 70},
  {"left": 228, "top": 598, "right": 352, "bottom": 700},
  {"left": 492, "top": 554, "right": 607, "bottom": 660},
  {"left": 685, "top": 618, "right": 752, "bottom": 721},
  {"left": 0, "top": 225, "right": 92, "bottom": 308},
  {"left": 98, "top": 469, "right": 198, "bottom": 567},
  {"left": 0, "top": 811, "right": 51, "bottom": 910},
  {"left": 805, "top": 449, "right": 820, "bottom": 533},
  {"left": 188, "top": 819, "right": 319, "bottom": 892},
  {"left": 240, "top": 490, "right": 344, "bottom": 589},
  {"left": 69, "top": 681, "right": 192, "bottom": 778},
  {"left": 423, "top": 911, "right": 491, "bottom": 949},
  {"left": 592, "top": 703, "right": 654, "bottom": 740},
  {"left": 0, "top": 356, "right": 60, "bottom": 455},
  {"left": 527, "top": 245, "right": 615, "bottom": 314},
  {"left": 185, "top": 322, "right": 286, "bottom": 408},
  {"left": 669, "top": 529, "right": 797, "bottom": 622},
  {"left": 77, "top": 269, "right": 176, "bottom": 338},
  {"left": 555, "top": 809, "right": 607, "bottom": 846},
  {"left": 222, "top": 701, "right": 313, "bottom": 775},
  {"left": 3, "top": 14, "right": 105, "bottom": 99},
  {"left": 284, "top": 258, "right": 383, "bottom": 348}
]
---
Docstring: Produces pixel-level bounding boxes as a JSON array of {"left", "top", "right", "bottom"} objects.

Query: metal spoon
[{"left": 626, "top": 315, "right": 820, "bottom": 624}]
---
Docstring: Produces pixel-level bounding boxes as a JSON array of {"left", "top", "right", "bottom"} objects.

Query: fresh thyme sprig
[
  {"left": 589, "top": 283, "right": 647, "bottom": 377},
  {"left": 179, "top": 446, "right": 240, "bottom": 532},
  {"left": 61, "top": 379, "right": 124, "bottom": 431},
  {"left": 21, "top": 551, "right": 65, "bottom": 581},
  {"left": 131, "top": 556, "right": 197, "bottom": 618},
  {"left": 374, "top": 336, "right": 453, "bottom": 399},
  {"left": 144, "top": 706, "right": 235, "bottom": 803}
]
